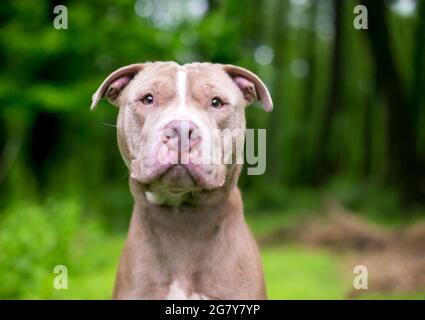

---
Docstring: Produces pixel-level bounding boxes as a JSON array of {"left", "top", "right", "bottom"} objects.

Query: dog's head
[{"left": 91, "top": 62, "right": 272, "bottom": 206}]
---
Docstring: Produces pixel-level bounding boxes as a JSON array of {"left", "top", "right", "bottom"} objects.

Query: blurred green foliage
[
  {"left": 0, "top": 199, "right": 116, "bottom": 298},
  {"left": 1, "top": 0, "right": 424, "bottom": 211},
  {"left": 0, "top": 0, "right": 424, "bottom": 299}
]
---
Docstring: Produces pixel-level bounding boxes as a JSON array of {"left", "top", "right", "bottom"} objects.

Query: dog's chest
[{"left": 165, "top": 281, "right": 210, "bottom": 300}]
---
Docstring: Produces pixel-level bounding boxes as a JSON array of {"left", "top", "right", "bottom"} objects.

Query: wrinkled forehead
[
  {"left": 185, "top": 63, "right": 237, "bottom": 96},
  {"left": 130, "top": 62, "right": 236, "bottom": 96},
  {"left": 132, "top": 62, "right": 179, "bottom": 87}
]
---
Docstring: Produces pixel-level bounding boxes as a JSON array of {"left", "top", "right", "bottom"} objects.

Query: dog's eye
[
  {"left": 140, "top": 94, "right": 154, "bottom": 105},
  {"left": 211, "top": 97, "right": 223, "bottom": 109}
]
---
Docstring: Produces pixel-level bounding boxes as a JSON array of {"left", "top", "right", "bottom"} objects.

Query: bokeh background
[{"left": 0, "top": 0, "right": 424, "bottom": 299}]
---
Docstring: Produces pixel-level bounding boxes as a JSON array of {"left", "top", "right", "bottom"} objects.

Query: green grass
[
  {"left": 263, "top": 246, "right": 351, "bottom": 299},
  {"left": 22, "top": 236, "right": 123, "bottom": 300},
  {"left": 1, "top": 199, "right": 424, "bottom": 299},
  {"left": 22, "top": 243, "right": 353, "bottom": 300},
  {"left": 23, "top": 242, "right": 425, "bottom": 300},
  {"left": 38, "top": 264, "right": 118, "bottom": 300}
]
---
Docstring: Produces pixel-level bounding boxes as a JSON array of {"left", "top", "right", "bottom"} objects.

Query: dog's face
[{"left": 92, "top": 62, "right": 272, "bottom": 206}]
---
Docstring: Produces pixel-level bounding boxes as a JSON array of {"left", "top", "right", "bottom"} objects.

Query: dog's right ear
[
  {"left": 91, "top": 63, "right": 144, "bottom": 111},
  {"left": 222, "top": 64, "right": 273, "bottom": 112}
]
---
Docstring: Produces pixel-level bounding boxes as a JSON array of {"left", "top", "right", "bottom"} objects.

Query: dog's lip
[
  {"left": 162, "top": 163, "right": 190, "bottom": 175},
  {"left": 134, "top": 162, "right": 221, "bottom": 191},
  {"left": 183, "top": 163, "right": 225, "bottom": 190},
  {"left": 131, "top": 159, "right": 169, "bottom": 184},
  {"left": 131, "top": 156, "right": 225, "bottom": 191},
  {"left": 160, "top": 164, "right": 196, "bottom": 185}
]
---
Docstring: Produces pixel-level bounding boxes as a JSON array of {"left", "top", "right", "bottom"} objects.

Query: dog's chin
[
  {"left": 158, "top": 164, "right": 198, "bottom": 192},
  {"left": 131, "top": 157, "right": 227, "bottom": 191},
  {"left": 130, "top": 162, "right": 229, "bottom": 206}
]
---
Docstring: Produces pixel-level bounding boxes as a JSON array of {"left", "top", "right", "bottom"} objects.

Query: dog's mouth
[
  {"left": 131, "top": 159, "right": 226, "bottom": 192},
  {"left": 158, "top": 164, "right": 197, "bottom": 191}
]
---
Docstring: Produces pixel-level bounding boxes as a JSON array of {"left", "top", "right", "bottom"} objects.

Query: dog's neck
[{"left": 128, "top": 178, "right": 242, "bottom": 233}]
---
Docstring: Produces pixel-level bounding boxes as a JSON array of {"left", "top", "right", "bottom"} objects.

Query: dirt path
[{"left": 259, "top": 202, "right": 425, "bottom": 297}]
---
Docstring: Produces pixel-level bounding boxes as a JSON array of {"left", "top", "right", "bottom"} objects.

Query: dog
[{"left": 91, "top": 62, "right": 273, "bottom": 299}]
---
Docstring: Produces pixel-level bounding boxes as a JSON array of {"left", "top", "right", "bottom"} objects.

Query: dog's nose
[{"left": 163, "top": 120, "right": 201, "bottom": 150}]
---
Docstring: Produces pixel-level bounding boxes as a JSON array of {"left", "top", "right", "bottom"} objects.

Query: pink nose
[{"left": 163, "top": 120, "right": 202, "bottom": 151}]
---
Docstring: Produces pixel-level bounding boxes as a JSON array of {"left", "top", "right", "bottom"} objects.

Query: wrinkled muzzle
[{"left": 130, "top": 119, "right": 229, "bottom": 192}]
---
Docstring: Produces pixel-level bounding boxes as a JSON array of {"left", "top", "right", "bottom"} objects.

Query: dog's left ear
[
  {"left": 222, "top": 64, "right": 273, "bottom": 112},
  {"left": 91, "top": 63, "right": 144, "bottom": 111}
]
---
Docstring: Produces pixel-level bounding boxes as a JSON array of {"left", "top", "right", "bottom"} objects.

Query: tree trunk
[
  {"left": 27, "top": 111, "right": 60, "bottom": 192},
  {"left": 207, "top": 0, "right": 221, "bottom": 12},
  {"left": 411, "top": 0, "right": 425, "bottom": 199},
  {"left": 294, "top": 0, "right": 318, "bottom": 185},
  {"left": 313, "top": 0, "right": 345, "bottom": 184},
  {"left": 363, "top": 0, "right": 419, "bottom": 204},
  {"left": 266, "top": 0, "right": 287, "bottom": 185},
  {"left": 362, "top": 83, "right": 373, "bottom": 178},
  {"left": 302, "top": 0, "right": 318, "bottom": 120}
]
